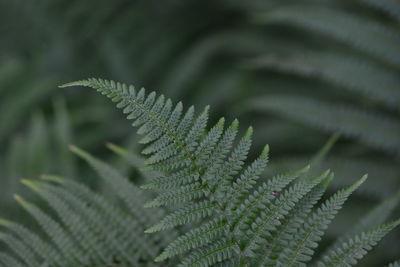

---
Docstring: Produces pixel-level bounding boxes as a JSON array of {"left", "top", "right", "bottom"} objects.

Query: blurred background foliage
[{"left": 0, "top": 0, "right": 399, "bottom": 265}]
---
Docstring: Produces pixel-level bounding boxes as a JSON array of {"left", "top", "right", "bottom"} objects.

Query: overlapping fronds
[
  {"left": 60, "top": 78, "right": 400, "bottom": 266},
  {"left": 0, "top": 99, "right": 77, "bottom": 221},
  {"left": 1, "top": 0, "right": 400, "bottom": 265},
  {"left": 255, "top": 5, "right": 400, "bottom": 67},
  {"left": 249, "top": 51, "right": 400, "bottom": 110},
  {"left": 247, "top": 0, "right": 400, "bottom": 162},
  {"left": 246, "top": 95, "right": 400, "bottom": 153},
  {"left": 316, "top": 219, "right": 400, "bottom": 266},
  {"left": 0, "top": 148, "right": 170, "bottom": 266},
  {"left": 317, "top": 190, "right": 400, "bottom": 264}
]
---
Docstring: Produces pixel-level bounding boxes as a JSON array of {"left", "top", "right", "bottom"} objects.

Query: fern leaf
[
  {"left": 155, "top": 218, "right": 228, "bottom": 262},
  {"left": 316, "top": 219, "right": 400, "bottom": 266},
  {"left": 277, "top": 175, "right": 367, "bottom": 266},
  {"left": 249, "top": 51, "right": 400, "bottom": 110},
  {"left": 320, "top": 189, "right": 400, "bottom": 259},
  {"left": 230, "top": 165, "right": 310, "bottom": 232},
  {"left": 24, "top": 179, "right": 143, "bottom": 263},
  {"left": 178, "top": 239, "right": 236, "bottom": 267},
  {"left": 182, "top": 105, "right": 210, "bottom": 155},
  {"left": 257, "top": 173, "right": 333, "bottom": 266},
  {"left": 144, "top": 182, "right": 205, "bottom": 208},
  {"left": 226, "top": 144, "right": 269, "bottom": 211},
  {"left": 50, "top": 183, "right": 147, "bottom": 263},
  {"left": 255, "top": 5, "right": 400, "bottom": 67},
  {"left": 63, "top": 78, "right": 399, "bottom": 266},
  {"left": 246, "top": 95, "right": 400, "bottom": 153},
  {"left": 69, "top": 145, "right": 160, "bottom": 225},
  {"left": 214, "top": 126, "right": 253, "bottom": 200},
  {"left": 21, "top": 179, "right": 110, "bottom": 264},
  {"left": 14, "top": 194, "right": 87, "bottom": 265},
  {"left": 0, "top": 252, "right": 24, "bottom": 267},
  {"left": 40, "top": 174, "right": 160, "bottom": 259},
  {"left": 0, "top": 232, "right": 39, "bottom": 266},
  {"left": 142, "top": 105, "right": 194, "bottom": 156},
  {"left": 241, "top": 172, "right": 329, "bottom": 256},
  {"left": 0, "top": 218, "right": 61, "bottom": 263},
  {"left": 193, "top": 117, "right": 225, "bottom": 166},
  {"left": 145, "top": 200, "right": 216, "bottom": 233},
  {"left": 203, "top": 119, "right": 239, "bottom": 185},
  {"left": 141, "top": 168, "right": 198, "bottom": 190}
]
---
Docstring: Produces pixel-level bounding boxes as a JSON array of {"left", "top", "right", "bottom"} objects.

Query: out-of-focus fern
[
  {"left": 245, "top": 1, "right": 400, "bottom": 160},
  {"left": 246, "top": 95, "right": 400, "bottom": 153},
  {"left": 255, "top": 5, "right": 400, "bottom": 67},
  {"left": 1, "top": 0, "right": 400, "bottom": 265},
  {"left": 249, "top": 51, "right": 400, "bottom": 110},
  {"left": 0, "top": 99, "right": 77, "bottom": 221},
  {"left": 247, "top": 1, "right": 400, "bottom": 152},
  {"left": 0, "top": 147, "right": 173, "bottom": 266},
  {"left": 55, "top": 78, "right": 399, "bottom": 266}
]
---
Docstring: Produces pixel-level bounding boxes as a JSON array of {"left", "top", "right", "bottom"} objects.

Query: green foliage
[
  {"left": 246, "top": 1, "right": 400, "bottom": 157},
  {"left": 0, "top": 99, "right": 77, "bottom": 221},
  {"left": 33, "top": 78, "right": 393, "bottom": 266},
  {"left": 246, "top": 95, "right": 400, "bottom": 153},
  {"left": 1, "top": 0, "right": 400, "bottom": 265},
  {"left": 0, "top": 156, "right": 170, "bottom": 266}
]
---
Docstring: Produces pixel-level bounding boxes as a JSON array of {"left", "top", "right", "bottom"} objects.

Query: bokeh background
[{"left": 1, "top": 0, "right": 399, "bottom": 265}]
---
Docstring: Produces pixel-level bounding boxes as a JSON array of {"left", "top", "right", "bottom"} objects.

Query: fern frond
[
  {"left": 213, "top": 126, "right": 253, "bottom": 201},
  {"left": 0, "top": 252, "right": 24, "bottom": 267},
  {"left": 39, "top": 174, "right": 160, "bottom": 260},
  {"left": 24, "top": 178, "right": 143, "bottom": 264},
  {"left": 69, "top": 145, "right": 162, "bottom": 226},
  {"left": 1, "top": 169, "right": 167, "bottom": 266},
  {"left": 178, "top": 238, "right": 236, "bottom": 267},
  {"left": 13, "top": 194, "right": 87, "bottom": 265},
  {"left": 230, "top": 165, "right": 310, "bottom": 231},
  {"left": 240, "top": 171, "right": 330, "bottom": 257},
  {"left": 144, "top": 182, "right": 205, "bottom": 208},
  {"left": 0, "top": 232, "right": 39, "bottom": 266},
  {"left": 141, "top": 168, "right": 198, "bottom": 190},
  {"left": 249, "top": 51, "right": 400, "bottom": 110},
  {"left": 21, "top": 179, "right": 110, "bottom": 264},
  {"left": 316, "top": 219, "right": 400, "bottom": 266},
  {"left": 256, "top": 173, "right": 333, "bottom": 266},
  {"left": 203, "top": 119, "right": 239, "bottom": 185},
  {"left": 62, "top": 78, "right": 399, "bottom": 266},
  {"left": 0, "top": 218, "right": 61, "bottom": 263},
  {"left": 155, "top": 217, "right": 227, "bottom": 262},
  {"left": 145, "top": 200, "right": 216, "bottom": 233},
  {"left": 255, "top": 5, "right": 400, "bottom": 68},
  {"left": 275, "top": 175, "right": 367, "bottom": 266},
  {"left": 246, "top": 95, "right": 400, "bottom": 153},
  {"left": 226, "top": 144, "right": 269, "bottom": 211},
  {"left": 318, "top": 189, "right": 400, "bottom": 263}
]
